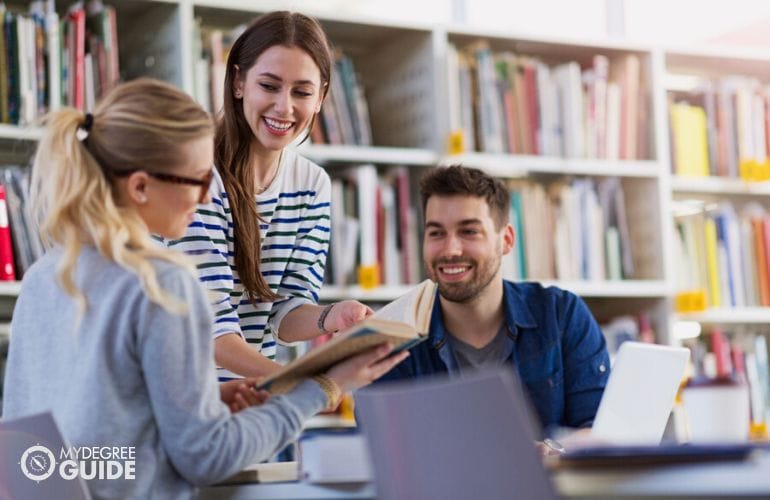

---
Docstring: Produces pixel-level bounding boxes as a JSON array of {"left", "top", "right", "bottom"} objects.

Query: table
[{"left": 198, "top": 450, "right": 770, "bottom": 499}]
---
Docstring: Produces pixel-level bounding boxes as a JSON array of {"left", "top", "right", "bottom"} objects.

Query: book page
[{"left": 372, "top": 279, "right": 433, "bottom": 327}]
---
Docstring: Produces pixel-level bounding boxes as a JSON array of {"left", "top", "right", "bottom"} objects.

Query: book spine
[{"left": 0, "top": 185, "right": 16, "bottom": 281}]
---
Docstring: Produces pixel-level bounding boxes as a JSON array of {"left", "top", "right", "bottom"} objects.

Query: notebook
[
  {"left": 590, "top": 341, "right": 690, "bottom": 445},
  {"left": 355, "top": 369, "right": 556, "bottom": 500}
]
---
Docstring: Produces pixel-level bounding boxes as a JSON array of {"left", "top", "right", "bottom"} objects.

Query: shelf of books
[
  {"left": 0, "top": 0, "right": 183, "bottom": 124},
  {"left": 442, "top": 28, "right": 655, "bottom": 163},
  {"left": 10, "top": 0, "right": 770, "bottom": 356},
  {"left": 665, "top": 47, "right": 770, "bottom": 183},
  {"left": 666, "top": 46, "right": 770, "bottom": 328}
]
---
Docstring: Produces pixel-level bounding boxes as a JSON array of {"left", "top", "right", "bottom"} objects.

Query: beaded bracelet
[
  {"left": 312, "top": 374, "right": 343, "bottom": 411},
  {"left": 317, "top": 303, "right": 335, "bottom": 334}
]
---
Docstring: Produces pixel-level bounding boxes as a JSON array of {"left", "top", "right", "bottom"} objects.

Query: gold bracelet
[{"left": 312, "top": 374, "right": 343, "bottom": 412}]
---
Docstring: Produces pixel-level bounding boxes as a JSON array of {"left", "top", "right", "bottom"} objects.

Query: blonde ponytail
[{"left": 29, "top": 78, "right": 214, "bottom": 315}]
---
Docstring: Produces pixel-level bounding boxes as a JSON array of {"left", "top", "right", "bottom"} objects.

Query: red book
[
  {"left": 761, "top": 217, "right": 770, "bottom": 306},
  {"left": 710, "top": 329, "right": 732, "bottom": 378},
  {"left": 523, "top": 61, "right": 539, "bottom": 155},
  {"left": 731, "top": 343, "right": 746, "bottom": 382},
  {"left": 375, "top": 184, "right": 384, "bottom": 284},
  {"left": 69, "top": 7, "right": 86, "bottom": 110},
  {"left": 502, "top": 88, "right": 519, "bottom": 154},
  {"left": 0, "top": 185, "right": 16, "bottom": 281},
  {"left": 394, "top": 168, "right": 412, "bottom": 284}
]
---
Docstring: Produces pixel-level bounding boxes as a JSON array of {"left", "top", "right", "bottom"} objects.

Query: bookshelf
[
  {"left": 664, "top": 45, "right": 770, "bottom": 330},
  {"left": 439, "top": 154, "right": 662, "bottom": 178},
  {"left": 3, "top": 0, "right": 770, "bottom": 353},
  {"left": 676, "top": 308, "right": 770, "bottom": 326},
  {"left": 671, "top": 176, "right": 770, "bottom": 196},
  {"left": 295, "top": 144, "right": 437, "bottom": 166}
]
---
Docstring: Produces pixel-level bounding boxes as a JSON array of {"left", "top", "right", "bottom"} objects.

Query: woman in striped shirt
[{"left": 169, "top": 11, "right": 371, "bottom": 378}]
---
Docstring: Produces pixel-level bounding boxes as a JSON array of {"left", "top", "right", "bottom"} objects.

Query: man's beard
[{"left": 426, "top": 254, "right": 501, "bottom": 304}]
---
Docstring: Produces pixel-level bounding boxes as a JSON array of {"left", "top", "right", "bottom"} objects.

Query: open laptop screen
[{"left": 356, "top": 368, "right": 556, "bottom": 500}]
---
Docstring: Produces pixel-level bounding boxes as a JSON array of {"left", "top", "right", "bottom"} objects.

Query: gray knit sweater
[{"left": 2, "top": 246, "right": 326, "bottom": 499}]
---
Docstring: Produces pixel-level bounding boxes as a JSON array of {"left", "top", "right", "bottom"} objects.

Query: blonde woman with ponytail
[{"left": 2, "top": 78, "right": 407, "bottom": 499}]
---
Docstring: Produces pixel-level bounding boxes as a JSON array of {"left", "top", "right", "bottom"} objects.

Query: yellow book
[
  {"left": 670, "top": 103, "right": 710, "bottom": 177},
  {"left": 259, "top": 280, "right": 437, "bottom": 394},
  {"left": 704, "top": 218, "right": 721, "bottom": 308}
]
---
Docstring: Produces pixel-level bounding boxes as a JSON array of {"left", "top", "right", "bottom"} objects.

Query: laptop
[
  {"left": 590, "top": 341, "right": 690, "bottom": 445},
  {"left": 0, "top": 412, "right": 91, "bottom": 499},
  {"left": 355, "top": 369, "right": 556, "bottom": 500}
]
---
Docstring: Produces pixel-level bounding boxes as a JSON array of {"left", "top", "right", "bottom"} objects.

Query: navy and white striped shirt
[{"left": 168, "top": 149, "right": 331, "bottom": 377}]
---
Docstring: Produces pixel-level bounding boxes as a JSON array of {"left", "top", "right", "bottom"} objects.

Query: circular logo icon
[{"left": 20, "top": 445, "right": 56, "bottom": 482}]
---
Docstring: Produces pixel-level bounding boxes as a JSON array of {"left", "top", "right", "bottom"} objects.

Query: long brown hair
[
  {"left": 215, "top": 11, "right": 331, "bottom": 304},
  {"left": 30, "top": 78, "right": 214, "bottom": 314}
]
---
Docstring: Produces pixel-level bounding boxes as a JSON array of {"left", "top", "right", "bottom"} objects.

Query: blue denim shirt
[{"left": 377, "top": 280, "right": 610, "bottom": 431}]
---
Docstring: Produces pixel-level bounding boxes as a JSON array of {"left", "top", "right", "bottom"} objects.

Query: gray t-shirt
[
  {"left": 2, "top": 246, "right": 326, "bottom": 499},
  {"left": 448, "top": 323, "right": 511, "bottom": 370}
]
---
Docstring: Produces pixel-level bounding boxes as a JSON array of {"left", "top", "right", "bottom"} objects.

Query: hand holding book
[
  {"left": 325, "top": 343, "right": 409, "bottom": 393},
  {"left": 259, "top": 279, "right": 436, "bottom": 394}
]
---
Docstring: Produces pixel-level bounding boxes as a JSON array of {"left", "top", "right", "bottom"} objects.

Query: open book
[{"left": 259, "top": 279, "right": 437, "bottom": 393}]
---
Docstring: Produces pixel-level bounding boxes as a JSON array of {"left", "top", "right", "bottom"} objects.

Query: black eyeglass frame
[{"left": 114, "top": 169, "right": 214, "bottom": 203}]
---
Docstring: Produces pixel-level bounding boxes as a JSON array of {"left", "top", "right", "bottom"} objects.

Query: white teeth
[
  {"left": 442, "top": 267, "right": 467, "bottom": 275},
  {"left": 264, "top": 117, "right": 292, "bottom": 131}
]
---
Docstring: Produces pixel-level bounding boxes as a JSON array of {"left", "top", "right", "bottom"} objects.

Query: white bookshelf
[
  {"left": 9, "top": 0, "right": 770, "bottom": 349},
  {"left": 295, "top": 145, "right": 437, "bottom": 166},
  {"left": 0, "top": 282, "right": 22, "bottom": 298},
  {"left": 664, "top": 46, "right": 770, "bottom": 81},
  {"left": 671, "top": 176, "right": 770, "bottom": 196},
  {"left": 675, "top": 308, "right": 770, "bottom": 326},
  {"left": 0, "top": 125, "right": 42, "bottom": 142},
  {"left": 320, "top": 285, "right": 413, "bottom": 303},
  {"left": 541, "top": 280, "right": 671, "bottom": 298},
  {"left": 444, "top": 24, "right": 654, "bottom": 55},
  {"left": 440, "top": 153, "right": 662, "bottom": 178}
]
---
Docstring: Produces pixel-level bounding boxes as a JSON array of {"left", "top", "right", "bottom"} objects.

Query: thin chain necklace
[{"left": 255, "top": 150, "right": 282, "bottom": 195}]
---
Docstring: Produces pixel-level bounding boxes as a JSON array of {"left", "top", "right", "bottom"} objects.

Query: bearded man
[{"left": 375, "top": 165, "right": 611, "bottom": 431}]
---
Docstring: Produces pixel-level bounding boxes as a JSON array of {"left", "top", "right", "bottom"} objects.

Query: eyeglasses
[
  {"left": 147, "top": 171, "right": 213, "bottom": 203},
  {"left": 115, "top": 169, "right": 214, "bottom": 203}
]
